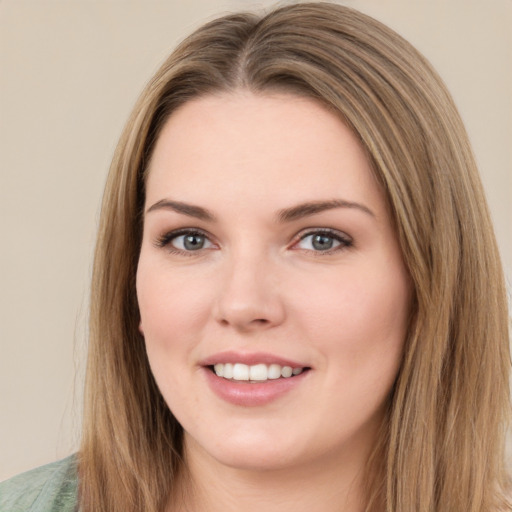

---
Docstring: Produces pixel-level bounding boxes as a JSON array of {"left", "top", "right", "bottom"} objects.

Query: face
[{"left": 137, "top": 92, "right": 411, "bottom": 474}]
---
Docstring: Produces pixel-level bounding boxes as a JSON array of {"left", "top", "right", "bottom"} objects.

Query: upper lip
[{"left": 200, "top": 351, "right": 308, "bottom": 368}]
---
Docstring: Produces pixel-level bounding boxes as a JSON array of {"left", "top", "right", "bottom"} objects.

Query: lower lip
[{"left": 203, "top": 367, "right": 309, "bottom": 407}]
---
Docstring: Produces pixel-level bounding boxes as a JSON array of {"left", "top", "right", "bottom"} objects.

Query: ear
[{"left": 138, "top": 321, "right": 145, "bottom": 336}]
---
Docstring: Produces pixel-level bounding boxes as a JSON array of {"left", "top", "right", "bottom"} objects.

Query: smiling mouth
[{"left": 210, "top": 363, "right": 309, "bottom": 382}]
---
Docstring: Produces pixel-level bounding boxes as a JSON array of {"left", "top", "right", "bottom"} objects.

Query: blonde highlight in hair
[{"left": 80, "top": 3, "right": 511, "bottom": 511}]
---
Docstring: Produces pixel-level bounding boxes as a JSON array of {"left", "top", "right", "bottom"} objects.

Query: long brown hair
[{"left": 79, "top": 3, "right": 511, "bottom": 511}]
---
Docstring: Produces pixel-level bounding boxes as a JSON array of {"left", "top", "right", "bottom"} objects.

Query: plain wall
[{"left": 1, "top": 0, "right": 511, "bottom": 480}]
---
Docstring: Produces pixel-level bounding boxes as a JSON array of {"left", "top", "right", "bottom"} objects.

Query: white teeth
[
  {"left": 232, "top": 363, "right": 249, "bottom": 380},
  {"left": 281, "top": 366, "right": 293, "bottom": 378},
  {"left": 223, "top": 363, "right": 233, "bottom": 379},
  {"left": 249, "top": 364, "right": 267, "bottom": 381},
  {"left": 212, "top": 363, "right": 305, "bottom": 381},
  {"left": 268, "top": 364, "right": 281, "bottom": 380}
]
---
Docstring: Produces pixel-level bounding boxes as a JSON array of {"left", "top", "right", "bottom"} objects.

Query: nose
[{"left": 213, "top": 252, "right": 286, "bottom": 332}]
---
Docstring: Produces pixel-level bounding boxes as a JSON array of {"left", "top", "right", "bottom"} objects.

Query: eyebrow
[
  {"left": 277, "top": 199, "right": 375, "bottom": 222},
  {"left": 146, "top": 199, "right": 216, "bottom": 221},
  {"left": 146, "top": 198, "right": 374, "bottom": 222}
]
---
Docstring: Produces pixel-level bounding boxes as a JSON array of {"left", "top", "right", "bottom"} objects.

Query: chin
[
  {"left": 185, "top": 428, "right": 312, "bottom": 472},
  {"left": 216, "top": 449, "right": 305, "bottom": 473}
]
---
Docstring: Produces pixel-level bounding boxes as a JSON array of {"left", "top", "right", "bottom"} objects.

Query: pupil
[
  {"left": 184, "top": 235, "right": 204, "bottom": 250},
  {"left": 312, "top": 234, "right": 333, "bottom": 250}
]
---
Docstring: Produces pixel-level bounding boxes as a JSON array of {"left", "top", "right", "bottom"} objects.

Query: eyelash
[
  {"left": 154, "top": 228, "right": 353, "bottom": 256},
  {"left": 294, "top": 228, "right": 353, "bottom": 255},
  {"left": 154, "top": 228, "right": 214, "bottom": 256}
]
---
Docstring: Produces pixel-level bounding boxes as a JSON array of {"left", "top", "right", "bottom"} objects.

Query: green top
[{"left": 0, "top": 455, "right": 78, "bottom": 512}]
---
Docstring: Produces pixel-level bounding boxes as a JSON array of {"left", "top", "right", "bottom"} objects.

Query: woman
[{"left": 1, "top": 3, "right": 509, "bottom": 511}]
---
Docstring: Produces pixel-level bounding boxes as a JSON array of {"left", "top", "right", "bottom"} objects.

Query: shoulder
[{"left": 0, "top": 455, "right": 78, "bottom": 512}]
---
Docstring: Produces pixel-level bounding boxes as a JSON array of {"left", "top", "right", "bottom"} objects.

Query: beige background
[{"left": 1, "top": 0, "right": 511, "bottom": 481}]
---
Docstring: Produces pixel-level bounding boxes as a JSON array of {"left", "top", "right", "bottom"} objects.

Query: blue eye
[
  {"left": 173, "top": 233, "right": 212, "bottom": 251},
  {"left": 295, "top": 230, "right": 352, "bottom": 252},
  {"left": 156, "top": 230, "right": 214, "bottom": 253}
]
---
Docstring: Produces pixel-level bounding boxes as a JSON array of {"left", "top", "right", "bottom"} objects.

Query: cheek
[
  {"left": 136, "top": 261, "right": 208, "bottom": 408},
  {"left": 136, "top": 261, "right": 212, "bottom": 342},
  {"left": 296, "top": 263, "right": 410, "bottom": 380}
]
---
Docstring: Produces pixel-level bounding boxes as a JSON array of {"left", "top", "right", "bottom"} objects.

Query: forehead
[{"left": 146, "top": 91, "right": 384, "bottom": 214}]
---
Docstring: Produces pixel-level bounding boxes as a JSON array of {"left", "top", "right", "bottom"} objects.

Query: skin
[{"left": 136, "top": 91, "right": 411, "bottom": 512}]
